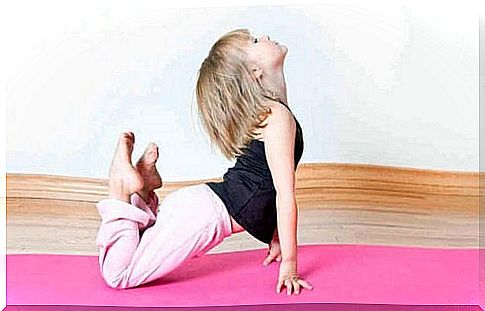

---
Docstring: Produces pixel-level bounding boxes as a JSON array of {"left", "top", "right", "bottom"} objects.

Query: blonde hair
[{"left": 196, "top": 28, "right": 280, "bottom": 160}]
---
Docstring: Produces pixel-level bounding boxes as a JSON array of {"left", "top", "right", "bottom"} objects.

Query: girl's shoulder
[{"left": 253, "top": 99, "right": 295, "bottom": 142}]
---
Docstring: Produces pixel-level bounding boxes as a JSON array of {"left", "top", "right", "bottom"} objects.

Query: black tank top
[{"left": 205, "top": 100, "right": 304, "bottom": 244}]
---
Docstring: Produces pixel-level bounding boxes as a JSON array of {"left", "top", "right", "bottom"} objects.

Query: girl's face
[{"left": 245, "top": 33, "right": 288, "bottom": 77}]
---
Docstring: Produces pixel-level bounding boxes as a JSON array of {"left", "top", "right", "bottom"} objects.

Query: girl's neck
[{"left": 262, "top": 69, "right": 288, "bottom": 105}]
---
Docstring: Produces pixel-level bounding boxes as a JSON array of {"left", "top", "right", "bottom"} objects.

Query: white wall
[{"left": 6, "top": 3, "right": 478, "bottom": 181}]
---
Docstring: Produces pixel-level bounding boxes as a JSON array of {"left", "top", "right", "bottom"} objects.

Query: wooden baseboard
[
  {"left": 6, "top": 163, "right": 479, "bottom": 211},
  {"left": 6, "top": 163, "right": 479, "bottom": 254}
]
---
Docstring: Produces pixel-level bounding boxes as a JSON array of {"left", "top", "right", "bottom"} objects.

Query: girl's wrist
[{"left": 281, "top": 257, "right": 297, "bottom": 264}]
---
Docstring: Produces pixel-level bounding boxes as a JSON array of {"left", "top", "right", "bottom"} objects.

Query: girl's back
[{"left": 205, "top": 98, "right": 304, "bottom": 244}]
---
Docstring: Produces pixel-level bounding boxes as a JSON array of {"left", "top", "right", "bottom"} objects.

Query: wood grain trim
[
  {"left": 6, "top": 163, "right": 479, "bottom": 211},
  {"left": 5, "top": 173, "right": 217, "bottom": 203}
]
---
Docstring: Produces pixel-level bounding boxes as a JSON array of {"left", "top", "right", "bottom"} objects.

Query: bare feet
[
  {"left": 108, "top": 132, "right": 144, "bottom": 203},
  {"left": 136, "top": 142, "right": 163, "bottom": 201}
]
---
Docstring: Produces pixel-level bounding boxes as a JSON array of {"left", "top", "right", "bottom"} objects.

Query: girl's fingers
[
  {"left": 298, "top": 279, "right": 314, "bottom": 290},
  {"left": 286, "top": 279, "right": 293, "bottom": 295},
  {"left": 293, "top": 280, "right": 301, "bottom": 294},
  {"left": 276, "top": 279, "right": 284, "bottom": 293},
  {"left": 263, "top": 254, "right": 275, "bottom": 266},
  {"left": 277, "top": 278, "right": 313, "bottom": 295}
]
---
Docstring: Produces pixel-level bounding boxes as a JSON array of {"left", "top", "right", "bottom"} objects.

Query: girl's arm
[
  {"left": 264, "top": 105, "right": 298, "bottom": 264},
  {"left": 263, "top": 104, "right": 312, "bottom": 295}
]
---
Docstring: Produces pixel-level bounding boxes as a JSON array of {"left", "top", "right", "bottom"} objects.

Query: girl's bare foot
[
  {"left": 136, "top": 142, "right": 163, "bottom": 201},
  {"left": 108, "top": 132, "right": 144, "bottom": 203}
]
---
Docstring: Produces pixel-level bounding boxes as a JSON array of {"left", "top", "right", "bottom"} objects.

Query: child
[{"left": 96, "top": 29, "right": 313, "bottom": 296}]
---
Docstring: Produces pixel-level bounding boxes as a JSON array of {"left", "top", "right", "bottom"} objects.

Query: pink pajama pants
[{"left": 95, "top": 183, "right": 233, "bottom": 289}]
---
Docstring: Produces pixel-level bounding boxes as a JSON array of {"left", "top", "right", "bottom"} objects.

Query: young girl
[{"left": 96, "top": 29, "right": 313, "bottom": 296}]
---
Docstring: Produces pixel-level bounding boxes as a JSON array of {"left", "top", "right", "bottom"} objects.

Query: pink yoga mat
[{"left": 7, "top": 244, "right": 479, "bottom": 308}]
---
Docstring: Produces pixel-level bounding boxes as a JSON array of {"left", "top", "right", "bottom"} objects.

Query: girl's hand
[
  {"left": 277, "top": 259, "right": 314, "bottom": 295},
  {"left": 263, "top": 237, "right": 282, "bottom": 266}
]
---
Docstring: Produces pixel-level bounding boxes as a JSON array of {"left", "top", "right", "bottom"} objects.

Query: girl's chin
[
  {"left": 281, "top": 48, "right": 288, "bottom": 58},
  {"left": 279, "top": 45, "right": 288, "bottom": 54}
]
